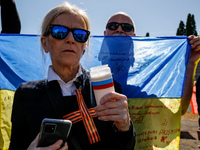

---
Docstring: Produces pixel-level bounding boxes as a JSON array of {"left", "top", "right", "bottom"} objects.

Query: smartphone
[{"left": 37, "top": 118, "right": 72, "bottom": 147}]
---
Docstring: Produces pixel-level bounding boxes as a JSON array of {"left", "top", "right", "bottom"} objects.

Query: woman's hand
[
  {"left": 95, "top": 92, "right": 131, "bottom": 131},
  {"left": 27, "top": 133, "right": 68, "bottom": 150}
]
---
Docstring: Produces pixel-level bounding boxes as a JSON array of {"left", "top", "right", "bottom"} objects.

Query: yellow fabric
[
  {"left": 0, "top": 89, "right": 182, "bottom": 150},
  {"left": 0, "top": 90, "right": 14, "bottom": 150},
  {"left": 128, "top": 98, "right": 181, "bottom": 150}
]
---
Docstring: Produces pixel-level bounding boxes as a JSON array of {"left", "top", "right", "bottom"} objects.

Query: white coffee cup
[{"left": 90, "top": 65, "right": 115, "bottom": 105}]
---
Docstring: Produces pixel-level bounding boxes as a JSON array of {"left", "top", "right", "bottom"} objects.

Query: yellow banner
[
  {"left": 0, "top": 90, "right": 182, "bottom": 150},
  {"left": 128, "top": 98, "right": 181, "bottom": 150},
  {"left": 0, "top": 90, "right": 14, "bottom": 150}
]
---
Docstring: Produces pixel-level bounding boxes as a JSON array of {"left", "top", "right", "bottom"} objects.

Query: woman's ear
[{"left": 41, "top": 36, "right": 49, "bottom": 53}]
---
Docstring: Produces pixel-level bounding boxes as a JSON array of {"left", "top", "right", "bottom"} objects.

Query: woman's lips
[{"left": 63, "top": 49, "right": 76, "bottom": 53}]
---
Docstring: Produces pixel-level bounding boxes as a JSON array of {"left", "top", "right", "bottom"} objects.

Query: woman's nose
[{"left": 65, "top": 31, "right": 75, "bottom": 44}]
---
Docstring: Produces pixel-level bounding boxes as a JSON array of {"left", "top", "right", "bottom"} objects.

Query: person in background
[
  {"left": 1, "top": 0, "right": 21, "bottom": 33},
  {"left": 104, "top": 11, "right": 200, "bottom": 115},
  {"left": 196, "top": 77, "right": 200, "bottom": 128},
  {"left": 9, "top": 3, "right": 135, "bottom": 150},
  {"left": 196, "top": 77, "right": 200, "bottom": 149}
]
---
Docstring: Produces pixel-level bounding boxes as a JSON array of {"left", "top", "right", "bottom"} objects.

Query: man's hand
[{"left": 188, "top": 35, "right": 200, "bottom": 64}]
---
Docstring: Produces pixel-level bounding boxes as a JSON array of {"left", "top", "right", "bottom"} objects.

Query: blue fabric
[{"left": 0, "top": 34, "right": 190, "bottom": 98}]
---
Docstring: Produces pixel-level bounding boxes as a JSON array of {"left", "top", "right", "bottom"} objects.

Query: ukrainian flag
[{"left": 0, "top": 35, "right": 190, "bottom": 150}]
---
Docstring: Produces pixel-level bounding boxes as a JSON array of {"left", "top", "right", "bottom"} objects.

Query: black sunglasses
[
  {"left": 44, "top": 24, "right": 90, "bottom": 43},
  {"left": 106, "top": 22, "right": 134, "bottom": 32}
]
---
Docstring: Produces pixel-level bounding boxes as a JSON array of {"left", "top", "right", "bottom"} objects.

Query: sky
[{"left": 0, "top": 0, "right": 200, "bottom": 37}]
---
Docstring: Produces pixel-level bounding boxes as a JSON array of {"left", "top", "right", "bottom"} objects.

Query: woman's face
[{"left": 42, "top": 13, "right": 87, "bottom": 69}]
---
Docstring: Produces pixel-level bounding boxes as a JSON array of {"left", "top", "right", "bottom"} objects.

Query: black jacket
[{"left": 9, "top": 68, "right": 135, "bottom": 150}]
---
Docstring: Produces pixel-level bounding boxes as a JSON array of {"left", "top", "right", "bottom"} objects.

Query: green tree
[
  {"left": 185, "top": 13, "right": 198, "bottom": 36},
  {"left": 176, "top": 21, "right": 185, "bottom": 35}
]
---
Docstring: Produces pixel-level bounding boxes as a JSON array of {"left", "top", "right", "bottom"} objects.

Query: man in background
[{"left": 104, "top": 11, "right": 200, "bottom": 115}]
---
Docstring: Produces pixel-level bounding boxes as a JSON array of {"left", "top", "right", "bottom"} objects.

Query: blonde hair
[{"left": 41, "top": 2, "right": 90, "bottom": 36}]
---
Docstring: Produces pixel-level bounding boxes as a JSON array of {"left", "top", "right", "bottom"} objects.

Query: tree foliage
[
  {"left": 186, "top": 13, "right": 198, "bottom": 36},
  {"left": 176, "top": 13, "right": 198, "bottom": 36},
  {"left": 176, "top": 21, "right": 185, "bottom": 35}
]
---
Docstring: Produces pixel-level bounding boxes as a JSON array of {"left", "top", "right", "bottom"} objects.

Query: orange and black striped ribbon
[
  {"left": 63, "top": 89, "right": 101, "bottom": 144},
  {"left": 63, "top": 108, "right": 97, "bottom": 124}
]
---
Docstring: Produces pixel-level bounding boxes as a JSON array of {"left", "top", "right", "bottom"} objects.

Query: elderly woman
[{"left": 9, "top": 2, "right": 135, "bottom": 150}]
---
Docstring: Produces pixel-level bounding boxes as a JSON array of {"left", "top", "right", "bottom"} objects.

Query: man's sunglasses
[
  {"left": 106, "top": 22, "right": 134, "bottom": 32},
  {"left": 44, "top": 24, "right": 90, "bottom": 43}
]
